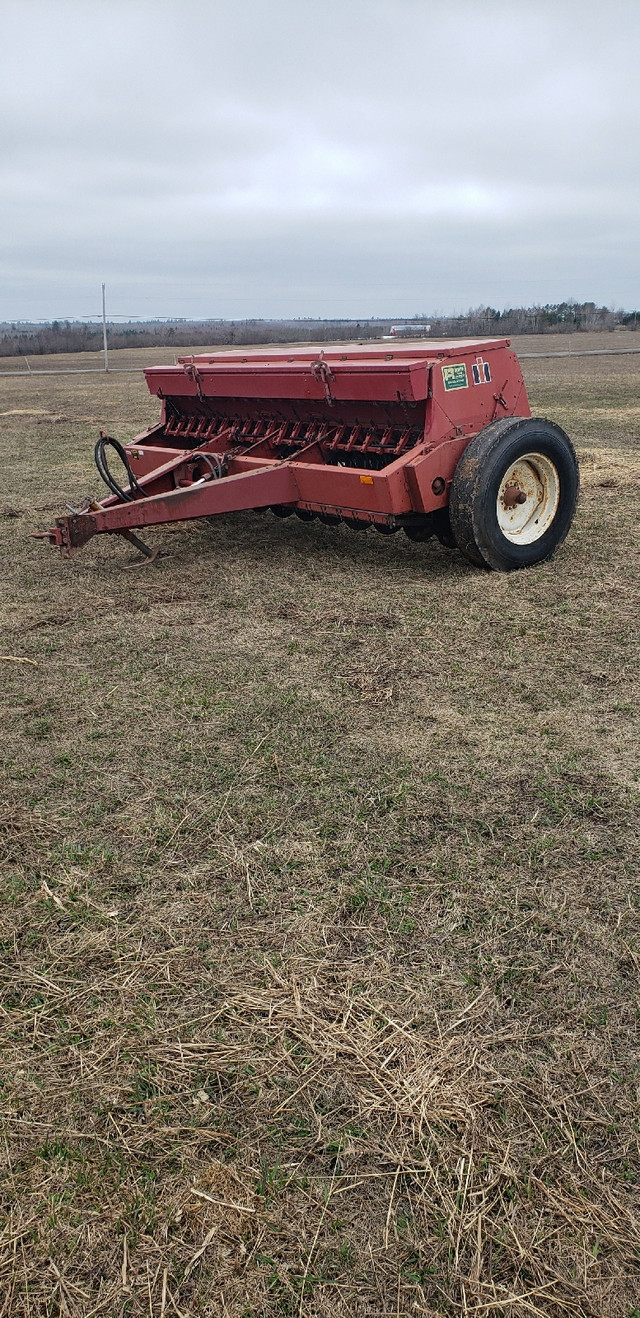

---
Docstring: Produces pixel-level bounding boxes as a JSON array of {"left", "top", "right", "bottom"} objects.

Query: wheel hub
[{"left": 496, "top": 452, "right": 560, "bottom": 545}]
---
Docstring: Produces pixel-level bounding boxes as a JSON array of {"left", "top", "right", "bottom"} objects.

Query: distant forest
[{"left": 1, "top": 302, "right": 639, "bottom": 357}]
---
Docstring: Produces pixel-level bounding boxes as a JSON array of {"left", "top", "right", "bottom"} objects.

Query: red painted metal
[{"left": 38, "top": 338, "right": 531, "bottom": 557}]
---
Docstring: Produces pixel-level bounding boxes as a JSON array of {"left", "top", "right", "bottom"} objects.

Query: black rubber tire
[
  {"left": 431, "top": 507, "right": 457, "bottom": 549},
  {"left": 404, "top": 522, "right": 434, "bottom": 543},
  {"left": 448, "top": 416, "right": 579, "bottom": 571}
]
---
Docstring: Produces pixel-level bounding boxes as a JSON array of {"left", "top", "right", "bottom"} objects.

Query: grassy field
[{"left": 1, "top": 334, "right": 639, "bottom": 1317}]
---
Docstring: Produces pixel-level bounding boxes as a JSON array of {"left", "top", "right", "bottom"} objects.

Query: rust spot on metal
[
  {"left": 56, "top": 513, "right": 98, "bottom": 549},
  {"left": 502, "top": 483, "right": 527, "bottom": 508}
]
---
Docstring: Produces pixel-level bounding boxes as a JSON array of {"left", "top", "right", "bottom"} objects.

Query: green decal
[{"left": 442, "top": 363, "right": 468, "bottom": 391}]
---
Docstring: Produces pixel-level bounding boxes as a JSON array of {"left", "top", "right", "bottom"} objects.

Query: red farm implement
[{"left": 37, "top": 338, "right": 579, "bottom": 571}]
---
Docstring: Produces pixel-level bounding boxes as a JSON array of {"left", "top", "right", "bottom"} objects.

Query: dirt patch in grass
[{"left": 1, "top": 339, "right": 639, "bottom": 1316}]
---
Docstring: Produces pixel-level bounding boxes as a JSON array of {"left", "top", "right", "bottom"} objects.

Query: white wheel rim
[{"left": 496, "top": 451, "right": 560, "bottom": 545}]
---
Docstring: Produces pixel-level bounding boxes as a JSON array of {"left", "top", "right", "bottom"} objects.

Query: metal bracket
[{"left": 116, "top": 528, "right": 159, "bottom": 566}]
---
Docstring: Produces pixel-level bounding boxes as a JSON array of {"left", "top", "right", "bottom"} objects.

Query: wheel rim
[{"left": 496, "top": 451, "right": 560, "bottom": 545}]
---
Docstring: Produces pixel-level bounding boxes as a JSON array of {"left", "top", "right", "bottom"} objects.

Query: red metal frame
[{"left": 39, "top": 338, "right": 531, "bottom": 557}]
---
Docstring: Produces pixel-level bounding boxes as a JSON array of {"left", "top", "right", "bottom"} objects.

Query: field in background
[
  {"left": 1, "top": 336, "right": 639, "bottom": 1316},
  {"left": 1, "top": 328, "right": 640, "bottom": 374}
]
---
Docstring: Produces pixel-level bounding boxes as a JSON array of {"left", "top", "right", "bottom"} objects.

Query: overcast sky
[{"left": 2, "top": 0, "right": 639, "bottom": 322}]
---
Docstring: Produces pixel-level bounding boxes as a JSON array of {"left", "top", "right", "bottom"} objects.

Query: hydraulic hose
[
  {"left": 94, "top": 432, "right": 150, "bottom": 503},
  {"left": 194, "top": 452, "right": 227, "bottom": 482}
]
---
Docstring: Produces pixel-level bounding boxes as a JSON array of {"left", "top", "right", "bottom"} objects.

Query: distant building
[{"left": 388, "top": 324, "right": 431, "bottom": 337}]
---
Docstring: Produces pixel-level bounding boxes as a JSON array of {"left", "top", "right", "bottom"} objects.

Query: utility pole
[{"left": 102, "top": 283, "right": 108, "bottom": 372}]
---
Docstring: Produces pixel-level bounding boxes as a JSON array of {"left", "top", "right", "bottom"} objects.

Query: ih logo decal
[{"left": 472, "top": 356, "right": 491, "bottom": 385}]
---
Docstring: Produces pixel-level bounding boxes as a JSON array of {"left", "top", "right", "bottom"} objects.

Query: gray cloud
[{"left": 1, "top": 0, "right": 639, "bottom": 319}]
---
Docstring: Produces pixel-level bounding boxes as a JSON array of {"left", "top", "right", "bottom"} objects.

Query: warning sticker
[{"left": 442, "top": 363, "right": 468, "bottom": 391}]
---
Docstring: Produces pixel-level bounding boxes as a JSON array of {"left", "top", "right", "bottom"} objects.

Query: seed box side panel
[{"left": 428, "top": 344, "right": 531, "bottom": 439}]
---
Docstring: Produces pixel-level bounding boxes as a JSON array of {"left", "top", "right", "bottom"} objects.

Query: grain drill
[{"left": 37, "top": 339, "right": 579, "bottom": 571}]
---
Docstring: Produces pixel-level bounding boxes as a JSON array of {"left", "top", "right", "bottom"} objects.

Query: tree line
[
  {"left": 428, "top": 302, "right": 638, "bottom": 336},
  {"left": 0, "top": 319, "right": 384, "bottom": 357},
  {"left": 1, "top": 302, "right": 638, "bottom": 357}
]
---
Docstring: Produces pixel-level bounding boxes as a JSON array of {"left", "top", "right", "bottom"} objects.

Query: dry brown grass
[{"left": 1, "top": 335, "right": 640, "bottom": 1316}]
